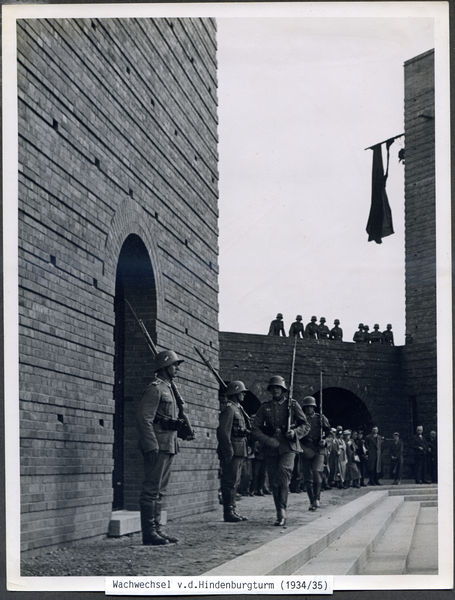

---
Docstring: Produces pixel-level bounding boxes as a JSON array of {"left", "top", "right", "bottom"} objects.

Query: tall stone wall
[
  {"left": 18, "top": 17, "right": 220, "bottom": 553},
  {"left": 402, "top": 50, "right": 437, "bottom": 429}
]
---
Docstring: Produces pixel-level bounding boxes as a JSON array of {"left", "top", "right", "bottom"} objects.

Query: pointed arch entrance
[
  {"left": 312, "top": 387, "right": 373, "bottom": 433},
  {"left": 113, "top": 234, "right": 157, "bottom": 510}
]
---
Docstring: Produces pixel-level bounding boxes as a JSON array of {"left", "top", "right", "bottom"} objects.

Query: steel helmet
[
  {"left": 334, "top": 319, "right": 340, "bottom": 324},
  {"left": 320, "top": 317, "right": 326, "bottom": 322},
  {"left": 267, "top": 375, "right": 287, "bottom": 391},
  {"left": 302, "top": 396, "right": 317, "bottom": 407},
  {"left": 311, "top": 316, "right": 317, "bottom": 321},
  {"left": 154, "top": 350, "right": 184, "bottom": 371},
  {"left": 276, "top": 313, "right": 283, "bottom": 319},
  {"left": 225, "top": 381, "right": 248, "bottom": 397},
  {"left": 358, "top": 323, "right": 364, "bottom": 328},
  {"left": 296, "top": 315, "right": 302, "bottom": 320}
]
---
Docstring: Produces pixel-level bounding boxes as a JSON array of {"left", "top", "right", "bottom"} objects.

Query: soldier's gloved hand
[
  {"left": 285, "top": 429, "right": 296, "bottom": 440},
  {"left": 146, "top": 450, "right": 159, "bottom": 464},
  {"left": 265, "top": 437, "right": 280, "bottom": 449}
]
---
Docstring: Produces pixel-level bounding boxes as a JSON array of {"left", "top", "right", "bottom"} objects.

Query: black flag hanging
[{"left": 366, "top": 139, "right": 394, "bottom": 244}]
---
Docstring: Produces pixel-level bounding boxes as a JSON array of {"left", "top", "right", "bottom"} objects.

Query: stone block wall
[
  {"left": 18, "top": 17, "right": 220, "bottom": 553},
  {"left": 402, "top": 50, "right": 437, "bottom": 429}
]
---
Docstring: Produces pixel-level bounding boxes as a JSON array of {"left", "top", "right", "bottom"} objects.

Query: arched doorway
[
  {"left": 113, "top": 234, "right": 157, "bottom": 510},
  {"left": 312, "top": 387, "right": 373, "bottom": 433}
]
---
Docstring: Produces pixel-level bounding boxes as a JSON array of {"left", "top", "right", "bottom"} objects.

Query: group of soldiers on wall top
[{"left": 269, "top": 313, "right": 394, "bottom": 346}]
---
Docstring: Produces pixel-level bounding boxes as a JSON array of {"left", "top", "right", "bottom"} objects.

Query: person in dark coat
[
  {"left": 428, "top": 430, "right": 437, "bottom": 483},
  {"left": 390, "top": 432, "right": 403, "bottom": 484},
  {"left": 252, "top": 375, "right": 310, "bottom": 526},
  {"left": 136, "top": 350, "right": 184, "bottom": 545},
  {"left": 355, "top": 430, "right": 368, "bottom": 486},
  {"left": 217, "top": 381, "right": 250, "bottom": 522},
  {"left": 268, "top": 313, "right": 286, "bottom": 336},
  {"left": 369, "top": 324, "right": 383, "bottom": 343},
  {"left": 411, "top": 425, "right": 430, "bottom": 484},
  {"left": 364, "top": 426, "right": 383, "bottom": 485}
]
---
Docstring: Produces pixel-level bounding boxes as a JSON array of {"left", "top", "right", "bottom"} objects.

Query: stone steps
[{"left": 202, "top": 484, "right": 437, "bottom": 576}]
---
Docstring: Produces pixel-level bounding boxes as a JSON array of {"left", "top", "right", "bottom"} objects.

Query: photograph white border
[{"left": 3, "top": 1, "right": 452, "bottom": 593}]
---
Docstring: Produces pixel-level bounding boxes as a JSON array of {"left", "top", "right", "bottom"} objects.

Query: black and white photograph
[{"left": 3, "top": 1, "right": 452, "bottom": 595}]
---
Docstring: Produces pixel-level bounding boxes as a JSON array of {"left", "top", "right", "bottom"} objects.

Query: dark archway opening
[
  {"left": 113, "top": 234, "right": 157, "bottom": 510},
  {"left": 313, "top": 387, "right": 373, "bottom": 433}
]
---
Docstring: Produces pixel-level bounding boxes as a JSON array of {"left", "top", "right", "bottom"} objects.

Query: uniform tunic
[
  {"left": 136, "top": 378, "right": 179, "bottom": 505},
  {"left": 252, "top": 398, "right": 309, "bottom": 489},
  {"left": 217, "top": 400, "right": 249, "bottom": 495},
  {"left": 299, "top": 412, "right": 331, "bottom": 484}
]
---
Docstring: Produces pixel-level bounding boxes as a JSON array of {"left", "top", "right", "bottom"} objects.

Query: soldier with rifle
[
  {"left": 299, "top": 394, "right": 331, "bottom": 511},
  {"left": 251, "top": 373, "right": 309, "bottom": 527},
  {"left": 216, "top": 381, "right": 250, "bottom": 523},
  {"left": 126, "top": 300, "right": 194, "bottom": 546},
  {"left": 136, "top": 349, "right": 186, "bottom": 545}
]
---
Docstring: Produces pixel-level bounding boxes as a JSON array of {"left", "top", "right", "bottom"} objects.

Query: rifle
[
  {"left": 194, "top": 346, "right": 227, "bottom": 393},
  {"left": 287, "top": 334, "right": 298, "bottom": 432},
  {"left": 125, "top": 299, "right": 195, "bottom": 440},
  {"left": 194, "top": 345, "right": 252, "bottom": 431}
]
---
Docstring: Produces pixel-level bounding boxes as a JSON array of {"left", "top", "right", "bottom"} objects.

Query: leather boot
[
  {"left": 140, "top": 502, "right": 169, "bottom": 546},
  {"left": 307, "top": 485, "right": 316, "bottom": 511},
  {"left": 155, "top": 497, "right": 178, "bottom": 543},
  {"left": 222, "top": 490, "right": 242, "bottom": 522},
  {"left": 313, "top": 480, "right": 322, "bottom": 508},
  {"left": 274, "top": 486, "right": 287, "bottom": 525},
  {"left": 232, "top": 490, "right": 248, "bottom": 521}
]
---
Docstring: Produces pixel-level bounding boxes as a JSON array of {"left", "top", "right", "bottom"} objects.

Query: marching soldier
[
  {"left": 299, "top": 396, "right": 331, "bottom": 510},
  {"left": 268, "top": 313, "right": 286, "bottom": 337},
  {"left": 217, "top": 381, "right": 250, "bottom": 522},
  {"left": 289, "top": 315, "right": 304, "bottom": 338},
  {"left": 136, "top": 350, "right": 184, "bottom": 546},
  {"left": 252, "top": 376, "right": 310, "bottom": 526}
]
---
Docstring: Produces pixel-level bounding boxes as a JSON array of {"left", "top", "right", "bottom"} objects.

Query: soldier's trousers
[
  {"left": 264, "top": 451, "right": 296, "bottom": 490},
  {"left": 301, "top": 453, "right": 325, "bottom": 485},
  {"left": 219, "top": 455, "right": 244, "bottom": 495},
  {"left": 140, "top": 451, "right": 175, "bottom": 507}
]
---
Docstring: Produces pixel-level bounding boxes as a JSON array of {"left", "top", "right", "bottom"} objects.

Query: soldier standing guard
[
  {"left": 370, "top": 324, "right": 383, "bottom": 343},
  {"left": 299, "top": 396, "right": 331, "bottom": 511},
  {"left": 318, "top": 317, "right": 330, "bottom": 340},
  {"left": 353, "top": 323, "right": 365, "bottom": 343},
  {"left": 217, "top": 381, "right": 250, "bottom": 522},
  {"left": 382, "top": 323, "right": 395, "bottom": 346},
  {"left": 329, "top": 319, "right": 343, "bottom": 341},
  {"left": 268, "top": 313, "right": 286, "bottom": 337},
  {"left": 305, "top": 316, "right": 319, "bottom": 339},
  {"left": 289, "top": 315, "right": 304, "bottom": 338},
  {"left": 136, "top": 350, "right": 184, "bottom": 546},
  {"left": 252, "top": 376, "right": 309, "bottom": 526}
]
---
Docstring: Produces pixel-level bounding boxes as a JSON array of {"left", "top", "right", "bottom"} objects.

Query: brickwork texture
[{"left": 18, "top": 17, "right": 220, "bottom": 553}]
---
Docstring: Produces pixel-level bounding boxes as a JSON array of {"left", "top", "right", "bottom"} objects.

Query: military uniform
[
  {"left": 299, "top": 408, "right": 331, "bottom": 509},
  {"left": 318, "top": 318, "right": 330, "bottom": 339},
  {"left": 329, "top": 320, "right": 343, "bottom": 341},
  {"left": 217, "top": 399, "right": 249, "bottom": 521},
  {"left": 305, "top": 317, "right": 319, "bottom": 339},
  {"left": 136, "top": 376, "right": 180, "bottom": 544},
  {"left": 289, "top": 316, "right": 304, "bottom": 338},
  {"left": 268, "top": 317, "right": 286, "bottom": 337},
  {"left": 369, "top": 324, "right": 383, "bottom": 344},
  {"left": 382, "top": 325, "right": 395, "bottom": 346},
  {"left": 252, "top": 394, "right": 309, "bottom": 525}
]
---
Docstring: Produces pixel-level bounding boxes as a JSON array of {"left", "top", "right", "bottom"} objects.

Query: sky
[{"left": 216, "top": 16, "right": 435, "bottom": 346}]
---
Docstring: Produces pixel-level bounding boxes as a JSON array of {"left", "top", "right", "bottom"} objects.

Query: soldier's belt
[
  {"left": 232, "top": 430, "right": 249, "bottom": 438},
  {"left": 153, "top": 416, "right": 181, "bottom": 431}
]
